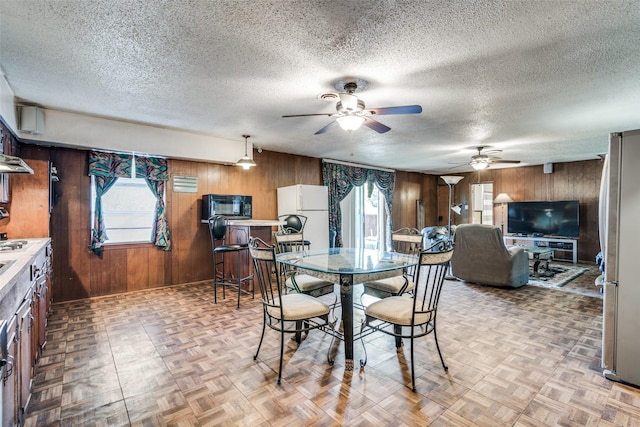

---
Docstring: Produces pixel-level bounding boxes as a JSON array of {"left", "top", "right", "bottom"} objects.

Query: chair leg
[
  {"left": 254, "top": 315, "right": 267, "bottom": 360},
  {"left": 394, "top": 325, "right": 402, "bottom": 348},
  {"left": 236, "top": 252, "right": 242, "bottom": 309},
  {"left": 295, "top": 321, "right": 302, "bottom": 343},
  {"left": 213, "top": 257, "right": 219, "bottom": 304},
  {"left": 327, "top": 316, "right": 337, "bottom": 365},
  {"left": 278, "top": 327, "right": 285, "bottom": 385},
  {"left": 433, "top": 324, "right": 448, "bottom": 372},
  {"left": 410, "top": 336, "right": 417, "bottom": 392},
  {"left": 359, "top": 318, "right": 368, "bottom": 367}
]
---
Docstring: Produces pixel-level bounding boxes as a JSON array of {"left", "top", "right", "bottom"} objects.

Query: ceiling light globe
[
  {"left": 336, "top": 115, "right": 365, "bottom": 131},
  {"left": 471, "top": 162, "right": 489, "bottom": 170}
]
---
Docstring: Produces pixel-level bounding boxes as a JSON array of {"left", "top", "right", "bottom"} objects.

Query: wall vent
[
  {"left": 172, "top": 175, "right": 198, "bottom": 193},
  {"left": 18, "top": 106, "right": 45, "bottom": 135}
]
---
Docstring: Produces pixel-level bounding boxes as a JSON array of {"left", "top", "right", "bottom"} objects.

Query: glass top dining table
[{"left": 276, "top": 247, "right": 418, "bottom": 370}]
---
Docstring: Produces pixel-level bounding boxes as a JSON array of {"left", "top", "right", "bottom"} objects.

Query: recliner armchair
[{"left": 450, "top": 224, "right": 529, "bottom": 288}]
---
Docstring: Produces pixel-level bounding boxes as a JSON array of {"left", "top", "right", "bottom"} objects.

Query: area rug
[{"left": 527, "top": 263, "right": 589, "bottom": 288}]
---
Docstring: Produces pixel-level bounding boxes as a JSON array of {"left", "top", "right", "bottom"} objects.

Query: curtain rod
[{"left": 322, "top": 158, "right": 395, "bottom": 173}]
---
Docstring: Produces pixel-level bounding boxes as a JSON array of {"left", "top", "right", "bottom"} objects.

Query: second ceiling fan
[
  {"left": 282, "top": 81, "right": 422, "bottom": 135},
  {"left": 468, "top": 146, "right": 521, "bottom": 170}
]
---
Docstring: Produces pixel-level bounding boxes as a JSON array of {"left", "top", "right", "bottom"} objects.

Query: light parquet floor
[{"left": 25, "top": 265, "right": 640, "bottom": 426}]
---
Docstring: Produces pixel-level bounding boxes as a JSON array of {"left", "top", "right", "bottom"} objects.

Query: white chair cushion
[
  {"left": 365, "top": 296, "right": 432, "bottom": 326},
  {"left": 363, "top": 275, "right": 414, "bottom": 294},
  {"left": 267, "top": 293, "right": 330, "bottom": 321},
  {"left": 286, "top": 274, "right": 334, "bottom": 293}
]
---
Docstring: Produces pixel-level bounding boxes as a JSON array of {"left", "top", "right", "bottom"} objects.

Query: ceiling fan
[
  {"left": 282, "top": 81, "right": 422, "bottom": 135},
  {"left": 467, "top": 146, "right": 521, "bottom": 170}
]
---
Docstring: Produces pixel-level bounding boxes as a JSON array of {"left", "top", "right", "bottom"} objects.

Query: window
[{"left": 91, "top": 177, "right": 157, "bottom": 244}]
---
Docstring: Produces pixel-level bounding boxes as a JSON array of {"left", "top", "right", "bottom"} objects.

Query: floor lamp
[
  {"left": 440, "top": 175, "right": 464, "bottom": 240},
  {"left": 493, "top": 192, "right": 513, "bottom": 234}
]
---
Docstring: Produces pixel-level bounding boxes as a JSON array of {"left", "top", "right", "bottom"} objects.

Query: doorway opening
[{"left": 470, "top": 182, "right": 494, "bottom": 225}]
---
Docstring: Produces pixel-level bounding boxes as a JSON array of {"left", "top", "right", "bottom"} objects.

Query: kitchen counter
[
  {"left": 0, "top": 238, "right": 51, "bottom": 320},
  {"left": 200, "top": 219, "right": 285, "bottom": 227}
]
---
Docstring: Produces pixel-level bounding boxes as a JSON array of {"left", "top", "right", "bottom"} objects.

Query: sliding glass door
[{"left": 341, "top": 184, "right": 388, "bottom": 249}]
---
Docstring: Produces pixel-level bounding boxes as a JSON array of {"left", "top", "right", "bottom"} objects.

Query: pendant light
[{"left": 236, "top": 134, "right": 256, "bottom": 170}]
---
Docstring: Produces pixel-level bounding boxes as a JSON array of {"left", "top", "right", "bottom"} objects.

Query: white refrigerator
[
  {"left": 277, "top": 184, "right": 330, "bottom": 249},
  {"left": 598, "top": 129, "right": 640, "bottom": 387}
]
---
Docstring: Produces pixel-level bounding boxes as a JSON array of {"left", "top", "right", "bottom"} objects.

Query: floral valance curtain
[
  {"left": 135, "top": 155, "right": 171, "bottom": 251},
  {"left": 89, "top": 150, "right": 171, "bottom": 256},
  {"left": 322, "top": 161, "right": 395, "bottom": 248}
]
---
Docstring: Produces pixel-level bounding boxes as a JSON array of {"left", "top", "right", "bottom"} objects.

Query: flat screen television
[{"left": 507, "top": 200, "right": 579, "bottom": 237}]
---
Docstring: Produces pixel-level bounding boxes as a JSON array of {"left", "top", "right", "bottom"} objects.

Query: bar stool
[{"left": 208, "top": 215, "right": 253, "bottom": 308}]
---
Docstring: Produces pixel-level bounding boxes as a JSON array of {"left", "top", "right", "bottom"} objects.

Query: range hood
[{"left": 0, "top": 154, "right": 34, "bottom": 174}]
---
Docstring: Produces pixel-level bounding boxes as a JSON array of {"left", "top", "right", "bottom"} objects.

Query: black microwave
[{"left": 202, "top": 194, "right": 252, "bottom": 220}]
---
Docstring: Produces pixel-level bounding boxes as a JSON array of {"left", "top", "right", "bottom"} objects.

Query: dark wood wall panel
[
  {"left": 449, "top": 159, "right": 603, "bottom": 263},
  {"left": 392, "top": 171, "right": 426, "bottom": 229},
  {"left": 15, "top": 141, "right": 600, "bottom": 301},
  {"left": 39, "top": 147, "right": 330, "bottom": 300}
]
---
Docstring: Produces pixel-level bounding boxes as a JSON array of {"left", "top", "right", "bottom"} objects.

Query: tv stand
[{"left": 503, "top": 235, "right": 578, "bottom": 264}]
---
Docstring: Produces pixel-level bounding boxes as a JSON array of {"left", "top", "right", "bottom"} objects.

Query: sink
[{"left": 0, "top": 260, "right": 16, "bottom": 275}]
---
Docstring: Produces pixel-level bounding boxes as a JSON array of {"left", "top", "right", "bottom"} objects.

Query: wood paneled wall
[
  {"left": 13, "top": 142, "right": 601, "bottom": 301},
  {"left": 391, "top": 171, "right": 438, "bottom": 229},
  {"left": 443, "top": 160, "right": 603, "bottom": 263},
  {"left": 36, "top": 147, "right": 436, "bottom": 301}
]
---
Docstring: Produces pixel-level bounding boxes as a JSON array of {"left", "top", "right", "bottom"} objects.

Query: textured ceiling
[{"left": 1, "top": 0, "right": 639, "bottom": 173}]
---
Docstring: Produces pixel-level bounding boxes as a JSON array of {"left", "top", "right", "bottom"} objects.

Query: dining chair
[
  {"left": 208, "top": 215, "right": 254, "bottom": 308},
  {"left": 359, "top": 247, "right": 454, "bottom": 392},
  {"left": 278, "top": 214, "right": 311, "bottom": 248},
  {"left": 273, "top": 231, "right": 339, "bottom": 318},
  {"left": 361, "top": 227, "right": 423, "bottom": 302},
  {"left": 249, "top": 237, "right": 332, "bottom": 384}
]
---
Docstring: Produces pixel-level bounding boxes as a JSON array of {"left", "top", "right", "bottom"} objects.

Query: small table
[
  {"left": 519, "top": 246, "right": 554, "bottom": 277},
  {"left": 276, "top": 247, "right": 418, "bottom": 370}
]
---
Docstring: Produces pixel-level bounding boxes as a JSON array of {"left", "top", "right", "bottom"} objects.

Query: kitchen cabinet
[
  {"left": 16, "top": 298, "right": 32, "bottom": 424},
  {"left": 31, "top": 244, "right": 52, "bottom": 363},
  {"left": 226, "top": 223, "right": 276, "bottom": 291},
  {"left": 2, "top": 316, "right": 17, "bottom": 427},
  {"left": 0, "top": 239, "right": 52, "bottom": 426}
]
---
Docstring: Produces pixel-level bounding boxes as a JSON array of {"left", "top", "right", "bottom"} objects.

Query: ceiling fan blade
[
  {"left": 282, "top": 113, "right": 333, "bottom": 118},
  {"left": 368, "top": 105, "right": 422, "bottom": 115},
  {"left": 314, "top": 120, "right": 338, "bottom": 135},
  {"left": 492, "top": 160, "right": 521, "bottom": 164},
  {"left": 363, "top": 117, "right": 391, "bottom": 133}
]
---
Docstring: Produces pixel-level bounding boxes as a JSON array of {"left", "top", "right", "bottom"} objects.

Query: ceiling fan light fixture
[
  {"left": 471, "top": 160, "right": 489, "bottom": 170},
  {"left": 336, "top": 115, "right": 365, "bottom": 131},
  {"left": 236, "top": 135, "right": 256, "bottom": 169}
]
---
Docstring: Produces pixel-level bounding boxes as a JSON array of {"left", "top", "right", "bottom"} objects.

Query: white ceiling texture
[{"left": 1, "top": 1, "right": 639, "bottom": 173}]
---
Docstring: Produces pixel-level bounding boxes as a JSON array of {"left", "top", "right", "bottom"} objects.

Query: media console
[{"left": 503, "top": 235, "right": 578, "bottom": 264}]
